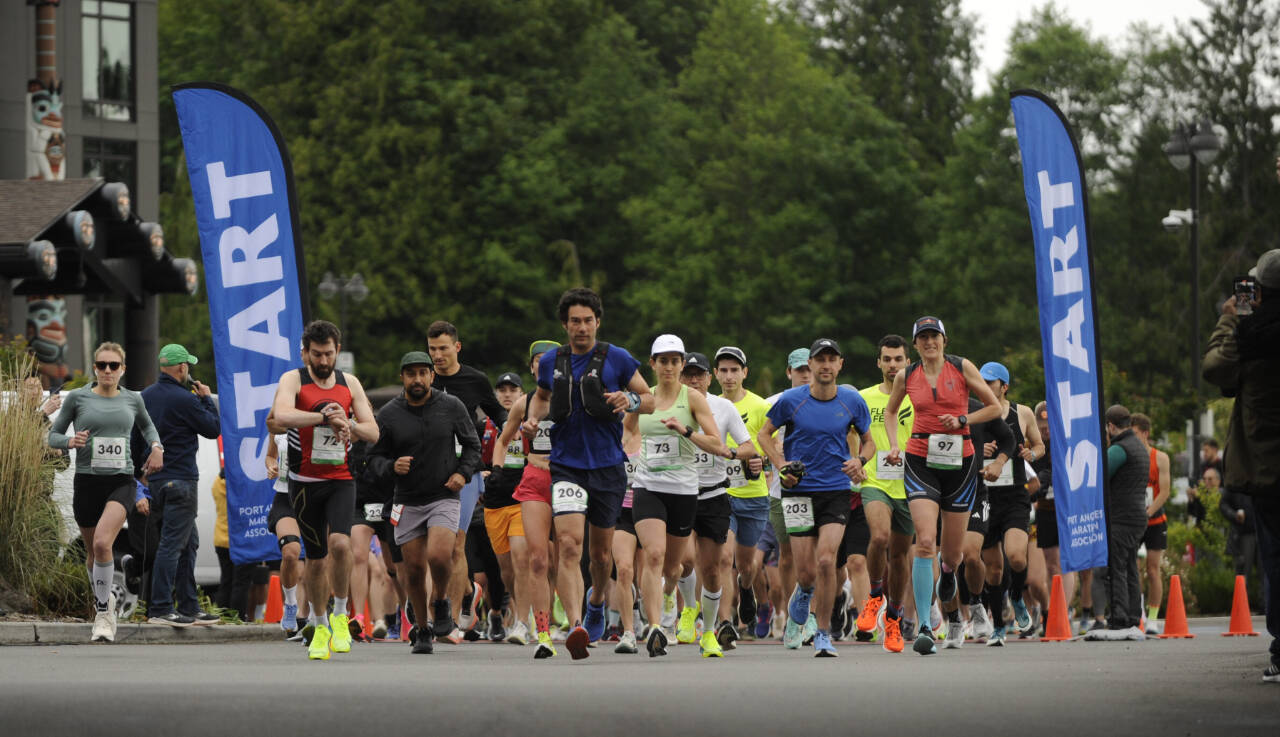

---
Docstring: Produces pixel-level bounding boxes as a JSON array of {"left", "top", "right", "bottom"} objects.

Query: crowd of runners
[{"left": 58, "top": 287, "right": 1180, "bottom": 659}]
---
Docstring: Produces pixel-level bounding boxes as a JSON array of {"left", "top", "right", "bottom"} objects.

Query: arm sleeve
[
  {"left": 1106, "top": 444, "right": 1127, "bottom": 480},
  {"left": 47, "top": 392, "right": 75, "bottom": 449},
  {"left": 726, "top": 408, "right": 751, "bottom": 445},
  {"left": 981, "top": 412, "right": 1014, "bottom": 459},
  {"left": 455, "top": 400, "right": 483, "bottom": 480},
  {"left": 1202, "top": 313, "right": 1240, "bottom": 394}
]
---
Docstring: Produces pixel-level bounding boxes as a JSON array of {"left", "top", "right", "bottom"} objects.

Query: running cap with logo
[
  {"left": 715, "top": 346, "right": 747, "bottom": 366},
  {"left": 400, "top": 351, "right": 433, "bottom": 370},
  {"left": 912, "top": 316, "right": 946, "bottom": 338},
  {"left": 651, "top": 334, "right": 686, "bottom": 357},
  {"left": 158, "top": 343, "right": 198, "bottom": 366},
  {"left": 683, "top": 352, "right": 711, "bottom": 373},
  {"left": 809, "top": 338, "right": 841, "bottom": 357},
  {"left": 529, "top": 339, "right": 560, "bottom": 360},
  {"left": 1254, "top": 248, "right": 1280, "bottom": 288},
  {"left": 787, "top": 348, "right": 810, "bottom": 369},
  {"left": 496, "top": 372, "right": 522, "bottom": 389},
  {"left": 979, "top": 361, "right": 1010, "bottom": 385}
]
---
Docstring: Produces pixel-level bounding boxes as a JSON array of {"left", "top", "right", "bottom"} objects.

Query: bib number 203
[
  {"left": 552, "top": 482, "right": 588, "bottom": 515},
  {"left": 783, "top": 496, "right": 814, "bottom": 534}
]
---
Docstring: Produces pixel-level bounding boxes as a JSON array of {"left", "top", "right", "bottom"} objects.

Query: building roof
[{"left": 0, "top": 179, "right": 104, "bottom": 245}]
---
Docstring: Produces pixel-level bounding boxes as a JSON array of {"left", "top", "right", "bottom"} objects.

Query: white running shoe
[
  {"left": 944, "top": 620, "right": 964, "bottom": 648},
  {"left": 507, "top": 620, "right": 530, "bottom": 645},
  {"left": 930, "top": 600, "right": 943, "bottom": 633},
  {"left": 969, "top": 604, "right": 994, "bottom": 641},
  {"left": 615, "top": 629, "right": 638, "bottom": 654}
]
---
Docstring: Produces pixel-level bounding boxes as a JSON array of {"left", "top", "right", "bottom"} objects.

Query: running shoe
[
  {"left": 583, "top": 587, "right": 606, "bottom": 642},
  {"left": 534, "top": 631, "right": 557, "bottom": 659},
  {"left": 936, "top": 568, "right": 958, "bottom": 604},
  {"left": 460, "top": 582, "right": 482, "bottom": 630},
  {"left": 1145, "top": 619, "right": 1161, "bottom": 636},
  {"left": 912, "top": 625, "right": 937, "bottom": 655},
  {"left": 190, "top": 611, "right": 220, "bottom": 626},
  {"left": 856, "top": 594, "right": 883, "bottom": 641},
  {"left": 444, "top": 627, "right": 465, "bottom": 645},
  {"left": 930, "top": 600, "right": 943, "bottom": 634},
  {"left": 488, "top": 610, "right": 507, "bottom": 642},
  {"left": 281, "top": 603, "right": 299, "bottom": 636},
  {"left": 737, "top": 576, "right": 757, "bottom": 626},
  {"left": 882, "top": 615, "right": 905, "bottom": 653},
  {"left": 507, "top": 620, "right": 530, "bottom": 645},
  {"left": 615, "top": 629, "right": 638, "bottom": 654},
  {"left": 802, "top": 614, "right": 817, "bottom": 646},
  {"left": 755, "top": 602, "right": 772, "bottom": 639},
  {"left": 944, "top": 619, "right": 964, "bottom": 649},
  {"left": 351, "top": 616, "right": 368, "bottom": 643},
  {"left": 552, "top": 594, "right": 569, "bottom": 629},
  {"left": 297, "top": 623, "right": 315, "bottom": 645},
  {"left": 843, "top": 607, "right": 857, "bottom": 640},
  {"left": 566, "top": 624, "right": 590, "bottom": 660},
  {"left": 1011, "top": 597, "right": 1032, "bottom": 632},
  {"left": 700, "top": 630, "right": 724, "bottom": 658},
  {"left": 91, "top": 607, "right": 114, "bottom": 643},
  {"left": 646, "top": 625, "right": 669, "bottom": 657},
  {"left": 716, "top": 620, "right": 739, "bottom": 651},
  {"left": 371, "top": 617, "right": 388, "bottom": 640},
  {"left": 1077, "top": 613, "right": 1091, "bottom": 636},
  {"left": 431, "top": 599, "right": 454, "bottom": 639},
  {"left": 676, "top": 605, "right": 699, "bottom": 644},
  {"left": 1262, "top": 664, "right": 1280, "bottom": 683},
  {"left": 1124, "top": 626, "right": 1146, "bottom": 641},
  {"left": 409, "top": 626, "right": 433, "bottom": 654},
  {"left": 661, "top": 592, "right": 678, "bottom": 629},
  {"left": 308, "top": 625, "right": 332, "bottom": 660},
  {"left": 148, "top": 612, "right": 194, "bottom": 628},
  {"left": 970, "top": 605, "right": 993, "bottom": 641},
  {"left": 386, "top": 608, "right": 402, "bottom": 641},
  {"left": 813, "top": 630, "right": 837, "bottom": 658},
  {"left": 783, "top": 615, "right": 803, "bottom": 649},
  {"left": 788, "top": 585, "right": 812, "bottom": 626},
  {"left": 831, "top": 590, "right": 848, "bottom": 639},
  {"left": 987, "top": 625, "right": 1006, "bottom": 647},
  {"left": 329, "top": 613, "right": 353, "bottom": 653}
]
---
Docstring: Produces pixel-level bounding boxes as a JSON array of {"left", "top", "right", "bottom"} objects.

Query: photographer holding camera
[{"left": 1203, "top": 240, "right": 1280, "bottom": 684}]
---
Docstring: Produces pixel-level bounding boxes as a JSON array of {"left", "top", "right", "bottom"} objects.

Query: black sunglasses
[{"left": 94, "top": 361, "right": 122, "bottom": 371}]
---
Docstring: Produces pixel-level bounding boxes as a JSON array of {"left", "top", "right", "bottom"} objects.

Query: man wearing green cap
[{"left": 137, "top": 343, "right": 221, "bottom": 626}]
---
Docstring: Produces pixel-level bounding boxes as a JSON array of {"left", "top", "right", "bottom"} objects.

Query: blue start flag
[
  {"left": 173, "top": 83, "right": 309, "bottom": 565},
  {"left": 1010, "top": 90, "right": 1108, "bottom": 572}
]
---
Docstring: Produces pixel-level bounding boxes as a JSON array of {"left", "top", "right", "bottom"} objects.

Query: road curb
[{"left": 1, "top": 621, "right": 285, "bottom": 645}]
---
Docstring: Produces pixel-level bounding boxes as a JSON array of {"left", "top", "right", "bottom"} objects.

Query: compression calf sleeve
[
  {"left": 911, "top": 557, "right": 934, "bottom": 633},
  {"left": 677, "top": 573, "right": 698, "bottom": 611},
  {"left": 1010, "top": 567, "right": 1027, "bottom": 601},
  {"left": 92, "top": 561, "right": 113, "bottom": 611},
  {"left": 701, "top": 588, "right": 722, "bottom": 626},
  {"left": 985, "top": 583, "right": 1006, "bottom": 628}
]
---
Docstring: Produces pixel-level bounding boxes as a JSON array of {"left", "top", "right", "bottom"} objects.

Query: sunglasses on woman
[{"left": 94, "top": 361, "right": 122, "bottom": 371}]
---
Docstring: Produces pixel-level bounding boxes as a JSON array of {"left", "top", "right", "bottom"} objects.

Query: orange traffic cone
[
  {"left": 1041, "top": 574, "right": 1072, "bottom": 641},
  {"left": 264, "top": 574, "right": 283, "bottom": 624},
  {"left": 1222, "top": 575, "right": 1259, "bottom": 636},
  {"left": 1158, "top": 574, "right": 1194, "bottom": 639}
]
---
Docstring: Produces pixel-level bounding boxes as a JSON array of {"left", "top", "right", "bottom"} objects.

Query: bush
[
  {"left": 1164, "top": 485, "right": 1236, "bottom": 615},
  {"left": 0, "top": 338, "right": 91, "bottom": 616}
]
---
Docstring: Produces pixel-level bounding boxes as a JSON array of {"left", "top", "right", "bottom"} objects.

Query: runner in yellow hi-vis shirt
[
  {"left": 713, "top": 346, "right": 770, "bottom": 628},
  {"left": 853, "top": 335, "right": 915, "bottom": 653}
]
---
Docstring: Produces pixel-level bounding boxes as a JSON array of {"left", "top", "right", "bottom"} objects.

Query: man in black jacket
[{"left": 367, "top": 352, "right": 481, "bottom": 654}]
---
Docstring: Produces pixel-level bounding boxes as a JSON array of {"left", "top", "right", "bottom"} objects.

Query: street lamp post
[
  {"left": 316, "top": 271, "right": 369, "bottom": 349},
  {"left": 1162, "top": 117, "right": 1221, "bottom": 482}
]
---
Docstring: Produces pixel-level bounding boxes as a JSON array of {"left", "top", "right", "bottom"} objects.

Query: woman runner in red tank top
[{"left": 882, "top": 316, "right": 1002, "bottom": 655}]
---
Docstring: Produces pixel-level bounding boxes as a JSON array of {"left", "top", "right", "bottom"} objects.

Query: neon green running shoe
[
  {"left": 329, "top": 613, "right": 352, "bottom": 653},
  {"left": 677, "top": 605, "right": 699, "bottom": 644},
  {"left": 552, "top": 595, "right": 569, "bottom": 629},
  {"left": 699, "top": 630, "right": 724, "bottom": 658},
  {"left": 534, "top": 630, "right": 557, "bottom": 659},
  {"left": 308, "top": 624, "right": 332, "bottom": 660}
]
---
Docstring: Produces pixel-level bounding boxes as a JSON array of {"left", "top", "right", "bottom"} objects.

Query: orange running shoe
[
  {"left": 882, "top": 615, "right": 905, "bottom": 653},
  {"left": 855, "top": 594, "right": 884, "bottom": 641}
]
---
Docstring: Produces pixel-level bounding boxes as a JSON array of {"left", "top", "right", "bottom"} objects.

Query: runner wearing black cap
[
  {"left": 882, "top": 317, "right": 1002, "bottom": 655},
  {"left": 757, "top": 339, "right": 874, "bottom": 657}
]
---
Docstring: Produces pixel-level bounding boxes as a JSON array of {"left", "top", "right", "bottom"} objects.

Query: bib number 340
[{"left": 552, "top": 482, "right": 588, "bottom": 515}]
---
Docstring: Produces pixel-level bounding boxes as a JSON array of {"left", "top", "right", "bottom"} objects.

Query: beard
[
  {"left": 311, "top": 363, "right": 334, "bottom": 380},
  {"left": 406, "top": 383, "right": 427, "bottom": 400}
]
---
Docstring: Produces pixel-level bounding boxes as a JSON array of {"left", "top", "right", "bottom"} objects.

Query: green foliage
[{"left": 1164, "top": 485, "right": 1235, "bottom": 614}]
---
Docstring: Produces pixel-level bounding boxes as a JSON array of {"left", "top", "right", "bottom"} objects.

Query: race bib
[
  {"left": 532, "top": 421, "right": 553, "bottom": 453},
  {"left": 1145, "top": 485, "right": 1154, "bottom": 507},
  {"left": 551, "top": 482, "right": 588, "bottom": 515},
  {"left": 876, "top": 451, "right": 904, "bottom": 481},
  {"left": 984, "top": 458, "right": 1013, "bottom": 486},
  {"left": 363, "top": 503, "right": 383, "bottom": 523},
  {"left": 389, "top": 503, "right": 404, "bottom": 527},
  {"left": 311, "top": 426, "right": 345, "bottom": 465},
  {"left": 454, "top": 438, "right": 463, "bottom": 458},
  {"left": 782, "top": 496, "right": 814, "bottom": 534},
  {"left": 692, "top": 450, "right": 715, "bottom": 472},
  {"left": 926, "top": 433, "right": 962, "bottom": 470},
  {"left": 504, "top": 440, "right": 526, "bottom": 468},
  {"left": 91, "top": 436, "right": 127, "bottom": 471},
  {"left": 624, "top": 458, "right": 638, "bottom": 485},
  {"left": 644, "top": 436, "right": 682, "bottom": 472},
  {"left": 726, "top": 461, "right": 747, "bottom": 488}
]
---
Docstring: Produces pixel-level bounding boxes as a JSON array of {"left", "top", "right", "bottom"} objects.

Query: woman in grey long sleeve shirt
[{"left": 47, "top": 342, "right": 163, "bottom": 643}]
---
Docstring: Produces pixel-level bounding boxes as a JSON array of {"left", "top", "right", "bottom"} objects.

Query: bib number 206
[{"left": 552, "top": 482, "right": 589, "bottom": 515}]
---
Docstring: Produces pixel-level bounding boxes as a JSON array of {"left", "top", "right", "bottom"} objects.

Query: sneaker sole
[
  {"left": 534, "top": 644, "right": 555, "bottom": 659},
  {"left": 912, "top": 635, "right": 936, "bottom": 655},
  {"left": 148, "top": 618, "right": 193, "bottom": 628},
  {"left": 647, "top": 631, "right": 668, "bottom": 657},
  {"left": 566, "top": 628, "right": 590, "bottom": 660},
  {"left": 815, "top": 649, "right": 838, "bottom": 658}
]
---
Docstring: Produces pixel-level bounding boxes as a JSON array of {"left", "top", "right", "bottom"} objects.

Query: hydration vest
[{"left": 549, "top": 342, "right": 618, "bottom": 423}]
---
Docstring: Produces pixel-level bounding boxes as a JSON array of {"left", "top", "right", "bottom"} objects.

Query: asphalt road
[{"left": 2, "top": 622, "right": 1276, "bottom": 737}]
